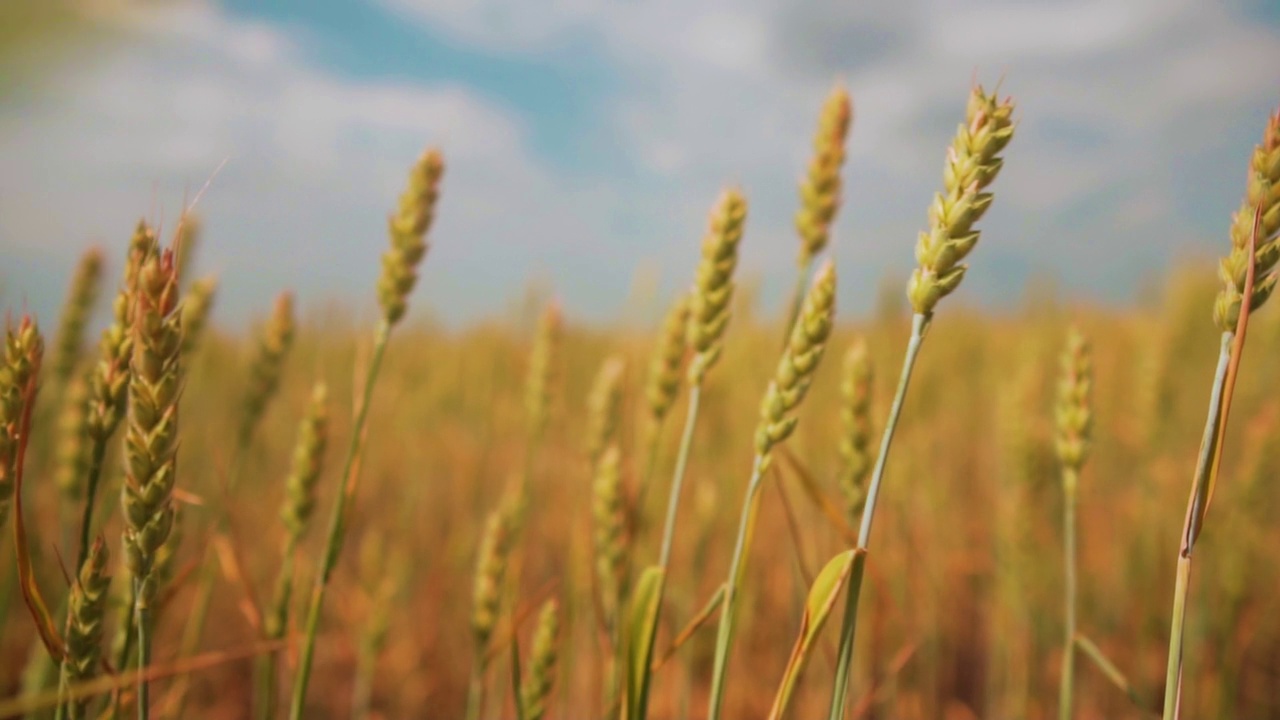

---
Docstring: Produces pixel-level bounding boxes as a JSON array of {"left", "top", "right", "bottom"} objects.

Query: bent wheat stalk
[{"left": 1162, "top": 108, "right": 1278, "bottom": 720}]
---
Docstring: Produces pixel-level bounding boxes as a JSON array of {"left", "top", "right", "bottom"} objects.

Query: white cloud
[{"left": 0, "top": 0, "right": 625, "bottom": 326}]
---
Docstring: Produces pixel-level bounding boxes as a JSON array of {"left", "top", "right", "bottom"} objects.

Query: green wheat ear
[
  {"left": 838, "top": 337, "right": 874, "bottom": 522},
  {"left": 907, "top": 84, "right": 1016, "bottom": 318},
  {"left": 796, "top": 84, "right": 852, "bottom": 269},
  {"left": 58, "top": 537, "right": 111, "bottom": 720},
  {"left": 0, "top": 317, "right": 44, "bottom": 531},
  {"left": 687, "top": 189, "right": 748, "bottom": 385},
  {"left": 378, "top": 148, "right": 445, "bottom": 326},
  {"left": 1214, "top": 110, "right": 1280, "bottom": 331},
  {"left": 520, "top": 598, "right": 561, "bottom": 720},
  {"left": 755, "top": 260, "right": 837, "bottom": 464},
  {"left": 1055, "top": 327, "right": 1093, "bottom": 472}
]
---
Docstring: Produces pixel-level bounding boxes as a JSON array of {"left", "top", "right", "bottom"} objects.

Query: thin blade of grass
[
  {"left": 651, "top": 584, "right": 725, "bottom": 672},
  {"left": 776, "top": 445, "right": 859, "bottom": 546},
  {"left": 0, "top": 639, "right": 287, "bottom": 718},
  {"left": 1075, "top": 633, "right": 1152, "bottom": 713}
]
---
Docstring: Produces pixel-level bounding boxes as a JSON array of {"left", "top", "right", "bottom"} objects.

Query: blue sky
[{"left": 1, "top": 0, "right": 1278, "bottom": 330}]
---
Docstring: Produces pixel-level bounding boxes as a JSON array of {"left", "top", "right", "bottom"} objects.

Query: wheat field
[{"left": 1, "top": 81, "right": 1278, "bottom": 720}]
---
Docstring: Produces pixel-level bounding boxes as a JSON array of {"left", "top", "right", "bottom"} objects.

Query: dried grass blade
[
  {"left": 651, "top": 583, "right": 725, "bottom": 672},
  {"left": 1204, "top": 203, "right": 1263, "bottom": 514},
  {"left": 1074, "top": 633, "right": 1152, "bottom": 714},
  {"left": 12, "top": 364, "right": 67, "bottom": 661},
  {"left": 777, "top": 445, "right": 858, "bottom": 545}
]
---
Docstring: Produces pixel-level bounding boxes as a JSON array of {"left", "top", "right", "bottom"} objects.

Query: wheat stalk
[
  {"left": 827, "top": 82, "right": 1015, "bottom": 720},
  {"left": 706, "top": 259, "right": 835, "bottom": 720},
  {"left": 1162, "top": 107, "right": 1278, "bottom": 720},
  {"left": 626, "top": 189, "right": 745, "bottom": 720},
  {"left": 466, "top": 491, "right": 518, "bottom": 720},
  {"left": 289, "top": 147, "right": 444, "bottom": 720},
  {"left": 1055, "top": 327, "right": 1092, "bottom": 720},
  {"left": 78, "top": 222, "right": 158, "bottom": 571},
  {"left": 256, "top": 382, "right": 329, "bottom": 720},
  {"left": 120, "top": 244, "right": 182, "bottom": 720}
]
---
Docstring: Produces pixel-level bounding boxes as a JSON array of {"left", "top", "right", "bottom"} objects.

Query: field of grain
[{"left": 1, "top": 82, "right": 1278, "bottom": 720}]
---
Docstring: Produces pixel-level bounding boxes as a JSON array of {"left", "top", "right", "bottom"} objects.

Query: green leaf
[
  {"left": 623, "top": 565, "right": 665, "bottom": 720},
  {"left": 768, "top": 549, "right": 858, "bottom": 720}
]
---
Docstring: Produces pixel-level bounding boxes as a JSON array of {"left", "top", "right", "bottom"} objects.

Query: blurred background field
[{"left": 2, "top": 253, "right": 1279, "bottom": 718}]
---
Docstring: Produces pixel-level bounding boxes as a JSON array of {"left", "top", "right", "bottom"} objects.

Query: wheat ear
[
  {"left": 787, "top": 84, "right": 851, "bottom": 339},
  {"left": 837, "top": 337, "right": 874, "bottom": 523},
  {"left": 55, "top": 538, "right": 111, "bottom": 720}
]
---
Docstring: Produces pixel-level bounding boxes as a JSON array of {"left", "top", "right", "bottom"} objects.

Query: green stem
[
  {"left": 783, "top": 263, "right": 811, "bottom": 349},
  {"left": 705, "top": 454, "right": 765, "bottom": 720},
  {"left": 1162, "top": 332, "right": 1231, "bottom": 720},
  {"left": 628, "top": 382, "right": 702, "bottom": 720},
  {"left": 827, "top": 312, "right": 928, "bottom": 720},
  {"left": 1059, "top": 468, "right": 1078, "bottom": 720},
  {"left": 76, "top": 441, "right": 109, "bottom": 571},
  {"left": 463, "top": 667, "right": 486, "bottom": 720},
  {"left": 107, "top": 582, "right": 137, "bottom": 720},
  {"left": 288, "top": 321, "right": 392, "bottom": 720},
  {"left": 255, "top": 539, "right": 297, "bottom": 720},
  {"left": 657, "top": 385, "right": 702, "bottom": 570},
  {"left": 133, "top": 579, "right": 151, "bottom": 720},
  {"left": 1163, "top": 558, "right": 1191, "bottom": 719}
]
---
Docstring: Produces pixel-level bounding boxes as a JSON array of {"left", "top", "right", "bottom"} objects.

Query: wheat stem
[
  {"left": 827, "top": 311, "right": 927, "bottom": 719},
  {"left": 289, "top": 321, "right": 391, "bottom": 720},
  {"left": 1059, "top": 467, "right": 1078, "bottom": 720},
  {"left": 1161, "top": 333, "right": 1231, "bottom": 720},
  {"left": 705, "top": 454, "right": 764, "bottom": 719}
]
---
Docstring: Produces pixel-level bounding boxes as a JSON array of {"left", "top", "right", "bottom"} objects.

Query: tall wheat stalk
[
  {"left": 255, "top": 382, "right": 329, "bottom": 720},
  {"left": 628, "top": 189, "right": 744, "bottom": 720},
  {"left": 1161, "top": 109, "right": 1278, "bottom": 720},
  {"left": 288, "top": 147, "right": 443, "bottom": 719},
  {"left": 706, "top": 261, "right": 836, "bottom": 720},
  {"left": 826, "top": 83, "right": 1015, "bottom": 720},
  {"left": 120, "top": 245, "right": 182, "bottom": 720},
  {"left": 1054, "top": 328, "right": 1092, "bottom": 720}
]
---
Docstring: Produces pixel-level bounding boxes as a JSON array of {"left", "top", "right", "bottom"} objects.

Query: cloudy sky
[{"left": 1, "top": 0, "right": 1277, "bottom": 329}]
